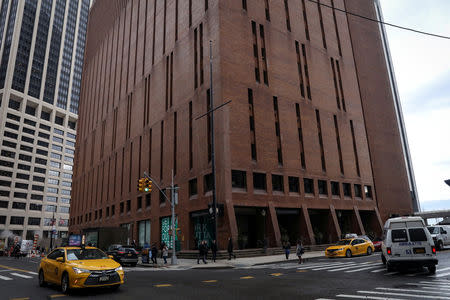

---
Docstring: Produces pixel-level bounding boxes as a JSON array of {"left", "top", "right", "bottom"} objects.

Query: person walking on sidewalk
[
  {"left": 162, "top": 244, "right": 168, "bottom": 264},
  {"left": 151, "top": 243, "right": 158, "bottom": 264},
  {"left": 296, "top": 239, "right": 304, "bottom": 264},
  {"left": 197, "top": 241, "right": 207, "bottom": 264},
  {"left": 211, "top": 240, "right": 218, "bottom": 262},
  {"left": 227, "top": 237, "right": 236, "bottom": 260},
  {"left": 283, "top": 241, "right": 291, "bottom": 260}
]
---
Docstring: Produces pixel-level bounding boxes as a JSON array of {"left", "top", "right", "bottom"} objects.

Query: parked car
[
  {"left": 381, "top": 216, "right": 438, "bottom": 274},
  {"left": 38, "top": 246, "right": 124, "bottom": 294},
  {"left": 325, "top": 237, "right": 374, "bottom": 258},
  {"left": 372, "top": 238, "right": 382, "bottom": 252},
  {"left": 427, "top": 225, "right": 450, "bottom": 250},
  {"left": 107, "top": 245, "right": 138, "bottom": 267}
]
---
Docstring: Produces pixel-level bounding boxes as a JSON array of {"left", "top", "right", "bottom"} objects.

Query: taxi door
[
  {"left": 350, "top": 239, "right": 360, "bottom": 255},
  {"left": 45, "top": 249, "right": 65, "bottom": 284}
]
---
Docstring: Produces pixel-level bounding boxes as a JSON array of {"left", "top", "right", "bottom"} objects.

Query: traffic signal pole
[{"left": 143, "top": 171, "right": 178, "bottom": 265}]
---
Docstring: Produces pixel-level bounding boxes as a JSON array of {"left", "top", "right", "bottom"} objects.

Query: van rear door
[
  {"left": 390, "top": 228, "right": 412, "bottom": 258},
  {"left": 408, "top": 227, "right": 430, "bottom": 257}
]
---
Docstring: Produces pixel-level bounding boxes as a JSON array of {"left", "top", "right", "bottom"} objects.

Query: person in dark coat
[
  {"left": 283, "top": 241, "right": 291, "bottom": 260},
  {"left": 227, "top": 237, "right": 236, "bottom": 260},
  {"left": 197, "top": 241, "right": 207, "bottom": 264},
  {"left": 210, "top": 240, "right": 218, "bottom": 262},
  {"left": 151, "top": 243, "right": 158, "bottom": 264}
]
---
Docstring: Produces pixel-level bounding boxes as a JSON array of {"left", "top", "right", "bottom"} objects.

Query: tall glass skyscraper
[{"left": 0, "top": 0, "right": 90, "bottom": 247}]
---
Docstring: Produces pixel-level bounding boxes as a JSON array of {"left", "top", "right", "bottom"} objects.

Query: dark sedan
[{"left": 107, "top": 245, "right": 138, "bottom": 267}]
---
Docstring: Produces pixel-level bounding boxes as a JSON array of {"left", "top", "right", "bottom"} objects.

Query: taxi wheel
[
  {"left": 38, "top": 270, "right": 46, "bottom": 287},
  {"left": 366, "top": 247, "right": 373, "bottom": 256},
  {"left": 61, "top": 273, "right": 70, "bottom": 294},
  {"left": 345, "top": 250, "right": 352, "bottom": 258},
  {"left": 111, "top": 284, "right": 120, "bottom": 291}
]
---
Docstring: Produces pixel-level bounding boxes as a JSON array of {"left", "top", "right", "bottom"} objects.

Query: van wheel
[
  {"left": 428, "top": 265, "right": 436, "bottom": 274},
  {"left": 381, "top": 254, "right": 386, "bottom": 265},
  {"left": 387, "top": 262, "right": 395, "bottom": 272},
  {"left": 367, "top": 247, "right": 373, "bottom": 256},
  {"left": 345, "top": 250, "right": 352, "bottom": 258}
]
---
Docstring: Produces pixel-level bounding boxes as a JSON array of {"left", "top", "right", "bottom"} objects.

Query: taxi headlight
[
  {"left": 72, "top": 267, "right": 90, "bottom": 274},
  {"left": 114, "top": 266, "right": 123, "bottom": 272}
]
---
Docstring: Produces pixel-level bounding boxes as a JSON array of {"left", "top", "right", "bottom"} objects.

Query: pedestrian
[
  {"left": 263, "top": 237, "right": 268, "bottom": 255},
  {"left": 13, "top": 243, "right": 20, "bottom": 259},
  {"left": 197, "top": 241, "right": 207, "bottom": 264},
  {"left": 162, "top": 244, "right": 168, "bottom": 264},
  {"left": 151, "top": 243, "right": 158, "bottom": 264},
  {"left": 211, "top": 240, "right": 218, "bottom": 262},
  {"left": 296, "top": 239, "right": 304, "bottom": 264},
  {"left": 160, "top": 242, "right": 166, "bottom": 258},
  {"left": 227, "top": 237, "right": 236, "bottom": 260},
  {"left": 283, "top": 241, "right": 291, "bottom": 260}
]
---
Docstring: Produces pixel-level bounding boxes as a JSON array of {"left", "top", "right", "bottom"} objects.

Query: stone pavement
[{"left": 138, "top": 250, "right": 325, "bottom": 269}]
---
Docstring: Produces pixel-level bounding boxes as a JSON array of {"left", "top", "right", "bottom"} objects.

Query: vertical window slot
[
  {"left": 334, "top": 115, "right": 344, "bottom": 174},
  {"left": 295, "top": 41, "right": 305, "bottom": 98},
  {"left": 316, "top": 110, "right": 326, "bottom": 172},
  {"left": 284, "top": 0, "right": 291, "bottom": 32},
  {"left": 296, "top": 103, "right": 306, "bottom": 169},
  {"left": 251, "top": 21, "right": 260, "bottom": 83},
  {"left": 317, "top": 0, "right": 327, "bottom": 49},
  {"left": 350, "top": 120, "right": 360, "bottom": 177}
]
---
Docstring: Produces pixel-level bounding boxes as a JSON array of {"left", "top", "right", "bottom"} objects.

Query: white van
[
  {"left": 427, "top": 225, "right": 450, "bottom": 250},
  {"left": 381, "top": 216, "right": 438, "bottom": 274}
]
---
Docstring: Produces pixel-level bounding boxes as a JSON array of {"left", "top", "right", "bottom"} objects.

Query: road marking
[
  {"left": 422, "top": 286, "right": 450, "bottom": 291},
  {"left": 154, "top": 284, "right": 173, "bottom": 287},
  {"left": 437, "top": 267, "right": 450, "bottom": 273},
  {"left": 345, "top": 263, "right": 383, "bottom": 273},
  {"left": 10, "top": 273, "right": 33, "bottom": 279},
  {"left": 311, "top": 262, "right": 357, "bottom": 271},
  {"left": 240, "top": 276, "right": 254, "bottom": 279},
  {"left": 337, "top": 294, "right": 403, "bottom": 300},
  {"left": 0, "top": 275, "right": 13, "bottom": 280},
  {"left": 375, "top": 287, "right": 450, "bottom": 295},
  {"left": 435, "top": 271, "right": 450, "bottom": 278},
  {"left": 327, "top": 262, "right": 373, "bottom": 272},
  {"left": 358, "top": 290, "right": 449, "bottom": 299},
  {"left": 202, "top": 280, "right": 218, "bottom": 283},
  {"left": 370, "top": 268, "right": 386, "bottom": 273},
  {"left": 270, "top": 273, "right": 283, "bottom": 277},
  {"left": 10, "top": 298, "right": 30, "bottom": 300},
  {"left": 383, "top": 272, "right": 398, "bottom": 276},
  {"left": 0, "top": 264, "right": 35, "bottom": 274},
  {"left": 27, "top": 271, "right": 38, "bottom": 275},
  {"left": 48, "top": 295, "right": 66, "bottom": 298},
  {"left": 296, "top": 270, "right": 308, "bottom": 273},
  {"left": 297, "top": 262, "right": 349, "bottom": 270}
]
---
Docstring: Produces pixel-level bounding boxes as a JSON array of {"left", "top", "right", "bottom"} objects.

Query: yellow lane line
[
  {"left": 154, "top": 284, "right": 173, "bottom": 287},
  {"left": 270, "top": 273, "right": 283, "bottom": 277},
  {"left": 296, "top": 270, "right": 308, "bottom": 273},
  {"left": 240, "top": 276, "right": 254, "bottom": 279},
  {"left": 10, "top": 298, "right": 29, "bottom": 300},
  {"left": 0, "top": 264, "right": 34, "bottom": 274},
  {"left": 48, "top": 295, "right": 66, "bottom": 298},
  {"left": 202, "top": 280, "right": 218, "bottom": 283}
]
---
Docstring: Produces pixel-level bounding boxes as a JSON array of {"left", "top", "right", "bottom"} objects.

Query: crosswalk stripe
[
  {"left": 435, "top": 271, "right": 450, "bottom": 278},
  {"left": 337, "top": 294, "right": 403, "bottom": 300},
  {"left": 298, "top": 262, "right": 352, "bottom": 270},
  {"left": 436, "top": 267, "right": 450, "bottom": 273},
  {"left": 328, "top": 262, "right": 374, "bottom": 272},
  {"left": 383, "top": 272, "right": 398, "bottom": 276},
  {"left": 406, "top": 271, "right": 429, "bottom": 277},
  {"left": 422, "top": 286, "right": 450, "bottom": 291},
  {"left": 311, "top": 262, "right": 358, "bottom": 271},
  {"left": 370, "top": 268, "right": 386, "bottom": 273},
  {"left": 375, "top": 287, "right": 450, "bottom": 295},
  {"left": 11, "top": 272, "right": 33, "bottom": 279},
  {"left": 345, "top": 263, "right": 383, "bottom": 273},
  {"left": 358, "top": 290, "right": 449, "bottom": 299},
  {"left": 0, "top": 275, "right": 13, "bottom": 281},
  {"left": 27, "top": 271, "right": 38, "bottom": 275}
]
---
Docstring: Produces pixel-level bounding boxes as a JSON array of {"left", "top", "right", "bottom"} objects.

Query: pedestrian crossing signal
[{"left": 138, "top": 178, "right": 146, "bottom": 192}]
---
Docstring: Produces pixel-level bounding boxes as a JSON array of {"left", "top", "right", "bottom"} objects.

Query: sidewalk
[{"left": 138, "top": 250, "right": 325, "bottom": 270}]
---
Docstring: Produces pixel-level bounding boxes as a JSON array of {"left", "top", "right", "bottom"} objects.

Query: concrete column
[
  {"left": 225, "top": 202, "right": 238, "bottom": 247},
  {"left": 353, "top": 206, "right": 366, "bottom": 235},
  {"left": 330, "top": 205, "right": 342, "bottom": 240},
  {"left": 374, "top": 207, "right": 384, "bottom": 230},
  {"left": 301, "top": 205, "right": 316, "bottom": 245},
  {"left": 268, "top": 202, "right": 281, "bottom": 247}
]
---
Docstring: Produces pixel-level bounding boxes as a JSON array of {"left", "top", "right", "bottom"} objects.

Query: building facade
[
  {"left": 70, "top": 0, "right": 415, "bottom": 249},
  {"left": 0, "top": 0, "right": 90, "bottom": 246}
]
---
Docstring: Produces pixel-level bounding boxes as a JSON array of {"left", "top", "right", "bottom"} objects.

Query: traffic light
[
  {"left": 138, "top": 178, "right": 146, "bottom": 192},
  {"left": 145, "top": 178, "right": 152, "bottom": 192}
]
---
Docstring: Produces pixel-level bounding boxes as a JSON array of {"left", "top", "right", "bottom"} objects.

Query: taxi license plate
[
  {"left": 99, "top": 276, "right": 109, "bottom": 282},
  {"left": 413, "top": 248, "right": 425, "bottom": 254},
  {"left": 128, "top": 254, "right": 132, "bottom": 256}
]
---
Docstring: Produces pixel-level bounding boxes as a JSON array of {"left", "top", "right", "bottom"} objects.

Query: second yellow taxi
[
  {"left": 38, "top": 246, "right": 124, "bottom": 294},
  {"left": 325, "top": 237, "right": 374, "bottom": 258}
]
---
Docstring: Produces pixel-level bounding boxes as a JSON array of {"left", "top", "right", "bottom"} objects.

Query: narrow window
[
  {"left": 273, "top": 97, "right": 283, "bottom": 165},
  {"left": 129, "top": 142, "right": 133, "bottom": 193},
  {"left": 165, "top": 56, "right": 169, "bottom": 110},
  {"left": 207, "top": 89, "right": 212, "bottom": 162},
  {"left": 331, "top": 0, "right": 342, "bottom": 56},
  {"left": 304, "top": 178, "right": 314, "bottom": 194},
  {"left": 253, "top": 173, "right": 266, "bottom": 191},
  {"left": 272, "top": 174, "right": 284, "bottom": 192},
  {"left": 163, "top": 0, "right": 167, "bottom": 54},
  {"left": 170, "top": 52, "right": 173, "bottom": 107},
  {"left": 200, "top": 23, "right": 204, "bottom": 85},
  {"left": 331, "top": 181, "right": 340, "bottom": 196},
  {"left": 343, "top": 183, "right": 351, "bottom": 197},
  {"left": 142, "top": 0, "right": 149, "bottom": 76},
  {"left": 112, "top": 108, "right": 118, "bottom": 149},
  {"left": 295, "top": 41, "right": 305, "bottom": 97},
  {"left": 232, "top": 170, "right": 247, "bottom": 189},
  {"left": 248, "top": 89, "right": 257, "bottom": 161},
  {"left": 204, "top": 173, "right": 213, "bottom": 193},
  {"left": 173, "top": 112, "right": 177, "bottom": 175},
  {"left": 189, "top": 101, "right": 193, "bottom": 169},
  {"left": 334, "top": 115, "right": 344, "bottom": 174},
  {"left": 364, "top": 185, "right": 373, "bottom": 199},
  {"left": 317, "top": 0, "right": 327, "bottom": 49},
  {"left": 264, "top": 0, "right": 270, "bottom": 21},
  {"left": 318, "top": 180, "right": 328, "bottom": 195},
  {"left": 139, "top": 136, "right": 142, "bottom": 180},
  {"left": 284, "top": 0, "right": 291, "bottom": 32},
  {"left": 354, "top": 184, "right": 362, "bottom": 198},
  {"left": 330, "top": 58, "right": 341, "bottom": 110},
  {"left": 316, "top": 110, "right": 326, "bottom": 172},
  {"left": 160, "top": 121, "right": 164, "bottom": 179},
  {"left": 194, "top": 28, "right": 198, "bottom": 89},
  {"left": 302, "top": 44, "right": 311, "bottom": 100},
  {"left": 146, "top": 194, "right": 151, "bottom": 208},
  {"left": 175, "top": 0, "right": 178, "bottom": 41},
  {"left": 148, "top": 128, "right": 152, "bottom": 174},
  {"left": 242, "top": 0, "right": 247, "bottom": 10},
  {"left": 126, "top": 94, "right": 133, "bottom": 139},
  {"left": 350, "top": 120, "right": 360, "bottom": 177},
  {"left": 301, "top": 0, "right": 310, "bottom": 40},
  {"left": 189, "top": 0, "right": 192, "bottom": 27},
  {"left": 336, "top": 60, "right": 346, "bottom": 111},
  {"left": 205, "top": 0, "right": 208, "bottom": 11},
  {"left": 152, "top": 0, "right": 157, "bottom": 65},
  {"left": 260, "top": 25, "right": 269, "bottom": 85},
  {"left": 295, "top": 103, "right": 306, "bottom": 169},
  {"left": 189, "top": 178, "right": 198, "bottom": 196},
  {"left": 137, "top": 196, "right": 142, "bottom": 210},
  {"left": 251, "top": 21, "right": 260, "bottom": 83},
  {"left": 288, "top": 176, "right": 299, "bottom": 193},
  {"left": 143, "top": 77, "right": 148, "bottom": 126}
]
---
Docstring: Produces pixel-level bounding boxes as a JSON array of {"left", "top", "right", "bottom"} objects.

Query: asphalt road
[{"left": 1, "top": 250, "right": 450, "bottom": 300}]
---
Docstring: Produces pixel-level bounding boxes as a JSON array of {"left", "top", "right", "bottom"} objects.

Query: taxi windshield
[
  {"left": 335, "top": 240, "right": 352, "bottom": 245},
  {"left": 66, "top": 249, "right": 108, "bottom": 261}
]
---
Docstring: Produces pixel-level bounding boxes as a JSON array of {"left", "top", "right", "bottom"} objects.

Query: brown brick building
[{"left": 69, "top": 0, "right": 416, "bottom": 249}]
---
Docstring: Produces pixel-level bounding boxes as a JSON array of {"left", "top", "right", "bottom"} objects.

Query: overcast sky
[{"left": 378, "top": 0, "right": 450, "bottom": 210}]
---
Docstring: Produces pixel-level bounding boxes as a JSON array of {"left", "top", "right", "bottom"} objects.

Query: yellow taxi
[
  {"left": 38, "top": 247, "right": 124, "bottom": 293},
  {"left": 325, "top": 237, "right": 374, "bottom": 258}
]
